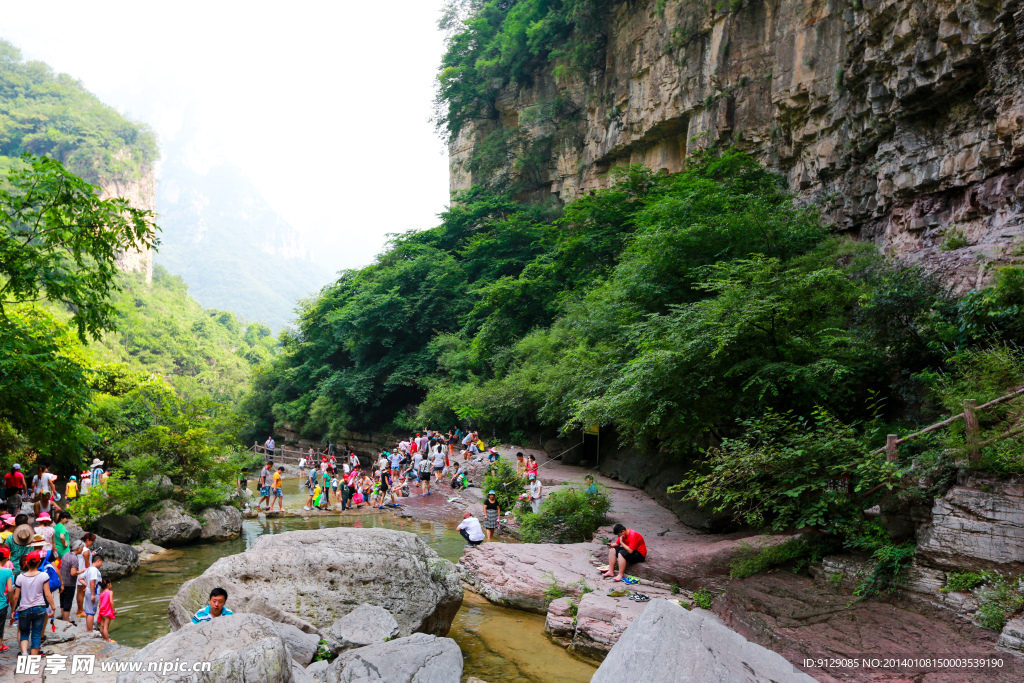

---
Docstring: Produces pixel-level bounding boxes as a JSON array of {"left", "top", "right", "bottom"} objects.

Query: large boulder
[
  {"left": 916, "top": 474, "right": 1024, "bottom": 572},
  {"left": 143, "top": 500, "right": 202, "bottom": 547},
  {"left": 67, "top": 526, "right": 139, "bottom": 580},
  {"left": 591, "top": 599, "right": 816, "bottom": 683},
  {"left": 116, "top": 613, "right": 294, "bottom": 683},
  {"left": 326, "top": 633, "right": 462, "bottom": 683},
  {"left": 198, "top": 505, "right": 243, "bottom": 542},
  {"left": 170, "top": 527, "right": 463, "bottom": 637},
  {"left": 328, "top": 604, "right": 400, "bottom": 652},
  {"left": 92, "top": 514, "right": 143, "bottom": 544},
  {"left": 169, "top": 574, "right": 319, "bottom": 634}
]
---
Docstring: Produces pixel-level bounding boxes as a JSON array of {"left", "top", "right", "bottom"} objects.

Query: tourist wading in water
[{"left": 603, "top": 523, "right": 647, "bottom": 581}]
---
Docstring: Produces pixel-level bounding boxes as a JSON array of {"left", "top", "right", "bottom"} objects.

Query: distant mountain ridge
[{"left": 155, "top": 146, "right": 335, "bottom": 331}]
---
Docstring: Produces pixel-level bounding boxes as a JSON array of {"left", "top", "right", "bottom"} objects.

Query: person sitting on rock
[
  {"left": 192, "top": 587, "right": 233, "bottom": 624},
  {"left": 457, "top": 512, "right": 485, "bottom": 547},
  {"left": 602, "top": 524, "right": 647, "bottom": 581}
]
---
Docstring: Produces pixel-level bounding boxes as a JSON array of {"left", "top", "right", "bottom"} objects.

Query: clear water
[{"left": 107, "top": 481, "right": 596, "bottom": 682}]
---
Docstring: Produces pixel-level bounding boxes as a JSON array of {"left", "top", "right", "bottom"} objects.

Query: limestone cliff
[
  {"left": 97, "top": 156, "right": 156, "bottom": 284},
  {"left": 450, "top": 0, "right": 1024, "bottom": 290}
]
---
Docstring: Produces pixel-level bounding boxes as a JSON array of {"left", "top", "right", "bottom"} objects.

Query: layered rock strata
[{"left": 451, "top": 0, "right": 1024, "bottom": 289}]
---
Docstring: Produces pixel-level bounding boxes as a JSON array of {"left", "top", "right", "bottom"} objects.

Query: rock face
[
  {"left": 329, "top": 604, "right": 400, "bottom": 652},
  {"left": 92, "top": 514, "right": 143, "bottom": 545},
  {"left": 99, "top": 164, "right": 155, "bottom": 284},
  {"left": 326, "top": 633, "right": 462, "bottom": 683},
  {"left": 592, "top": 599, "right": 815, "bottom": 682},
  {"left": 67, "top": 527, "right": 139, "bottom": 580},
  {"left": 451, "top": 0, "right": 1024, "bottom": 292},
  {"left": 198, "top": 505, "right": 243, "bottom": 542},
  {"left": 714, "top": 571, "right": 1022, "bottom": 681},
  {"left": 999, "top": 617, "right": 1024, "bottom": 653},
  {"left": 116, "top": 613, "right": 294, "bottom": 683},
  {"left": 170, "top": 527, "right": 463, "bottom": 636},
  {"left": 916, "top": 475, "right": 1024, "bottom": 572},
  {"left": 143, "top": 500, "right": 202, "bottom": 547}
]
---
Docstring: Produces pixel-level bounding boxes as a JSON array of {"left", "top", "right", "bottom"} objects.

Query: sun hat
[
  {"left": 70, "top": 475, "right": 77, "bottom": 480},
  {"left": 488, "top": 490, "right": 496, "bottom": 495},
  {"left": 29, "top": 533, "right": 47, "bottom": 548},
  {"left": 36, "top": 512, "right": 51, "bottom": 522},
  {"left": 0, "top": 546, "right": 8, "bottom": 558},
  {"left": 12, "top": 463, "right": 20, "bottom": 470},
  {"left": 12, "top": 524, "right": 34, "bottom": 545},
  {"left": 90, "top": 458, "right": 104, "bottom": 468},
  {"left": 1, "top": 514, "right": 14, "bottom": 525},
  {"left": 26, "top": 551, "right": 41, "bottom": 563}
]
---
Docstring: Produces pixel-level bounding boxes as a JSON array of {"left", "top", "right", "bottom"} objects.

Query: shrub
[
  {"left": 692, "top": 588, "right": 714, "bottom": 609},
  {"left": 481, "top": 459, "right": 526, "bottom": 513},
  {"left": 518, "top": 483, "right": 611, "bottom": 543},
  {"left": 942, "top": 571, "right": 990, "bottom": 593},
  {"left": 729, "top": 536, "right": 837, "bottom": 580}
]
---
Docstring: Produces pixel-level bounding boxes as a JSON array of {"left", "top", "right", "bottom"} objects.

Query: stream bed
[{"left": 107, "top": 481, "right": 597, "bottom": 683}]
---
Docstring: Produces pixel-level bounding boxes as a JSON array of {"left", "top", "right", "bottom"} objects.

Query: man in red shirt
[
  {"left": 4, "top": 464, "right": 26, "bottom": 514},
  {"left": 602, "top": 523, "right": 647, "bottom": 581}
]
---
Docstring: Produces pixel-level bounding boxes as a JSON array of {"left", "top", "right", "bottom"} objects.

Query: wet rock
[
  {"left": 133, "top": 541, "right": 168, "bottom": 561},
  {"left": 328, "top": 603, "right": 400, "bottom": 652},
  {"left": 198, "top": 505, "right": 242, "bottom": 542},
  {"left": 142, "top": 500, "right": 201, "bottom": 547},
  {"left": 326, "top": 633, "right": 462, "bottom": 683},
  {"left": 170, "top": 527, "right": 463, "bottom": 636},
  {"left": 916, "top": 476, "right": 1024, "bottom": 573},
  {"left": 92, "top": 514, "right": 142, "bottom": 544},
  {"left": 591, "top": 599, "right": 815, "bottom": 683},
  {"left": 116, "top": 613, "right": 293, "bottom": 683}
]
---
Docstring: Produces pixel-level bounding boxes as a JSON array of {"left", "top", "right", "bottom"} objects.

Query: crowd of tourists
[{"left": 1, "top": 458, "right": 116, "bottom": 658}]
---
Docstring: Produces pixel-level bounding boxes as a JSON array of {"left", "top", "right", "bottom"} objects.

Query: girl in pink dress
[{"left": 97, "top": 579, "right": 116, "bottom": 643}]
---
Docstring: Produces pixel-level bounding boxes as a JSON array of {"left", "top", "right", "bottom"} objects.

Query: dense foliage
[
  {"left": 1, "top": 157, "right": 273, "bottom": 517},
  {"left": 248, "top": 147, "right": 1024, "bottom": 564},
  {"left": 1, "top": 155, "right": 155, "bottom": 462},
  {"left": 0, "top": 41, "right": 157, "bottom": 181},
  {"left": 436, "top": 0, "right": 613, "bottom": 139}
]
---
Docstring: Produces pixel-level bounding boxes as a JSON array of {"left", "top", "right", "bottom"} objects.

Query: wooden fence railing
[
  {"left": 871, "top": 385, "right": 1024, "bottom": 463},
  {"left": 250, "top": 443, "right": 331, "bottom": 465}
]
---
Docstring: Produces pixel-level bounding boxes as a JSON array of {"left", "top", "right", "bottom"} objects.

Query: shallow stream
[{"left": 107, "top": 479, "right": 597, "bottom": 683}]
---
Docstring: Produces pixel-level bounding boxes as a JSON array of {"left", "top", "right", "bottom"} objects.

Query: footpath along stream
[{"left": 107, "top": 477, "right": 597, "bottom": 683}]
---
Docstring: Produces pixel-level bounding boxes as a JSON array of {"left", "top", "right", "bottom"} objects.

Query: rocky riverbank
[{"left": 404, "top": 446, "right": 1024, "bottom": 679}]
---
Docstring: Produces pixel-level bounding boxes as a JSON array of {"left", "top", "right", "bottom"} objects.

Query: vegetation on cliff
[
  {"left": 0, "top": 40, "right": 157, "bottom": 182},
  {"left": 436, "top": 0, "right": 612, "bottom": 139}
]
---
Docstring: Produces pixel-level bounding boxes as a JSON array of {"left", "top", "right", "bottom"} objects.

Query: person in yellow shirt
[
  {"left": 271, "top": 466, "right": 284, "bottom": 511},
  {"left": 65, "top": 476, "right": 79, "bottom": 502}
]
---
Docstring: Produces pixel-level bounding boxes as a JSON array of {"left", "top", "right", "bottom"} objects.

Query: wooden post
[
  {"left": 964, "top": 399, "right": 980, "bottom": 461},
  {"left": 885, "top": 434, "right": 898, "bottom": 463}
]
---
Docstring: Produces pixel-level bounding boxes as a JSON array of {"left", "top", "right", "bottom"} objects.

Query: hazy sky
[{"left": 0, "top": 0, "right": 452, "bottom": 270}]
